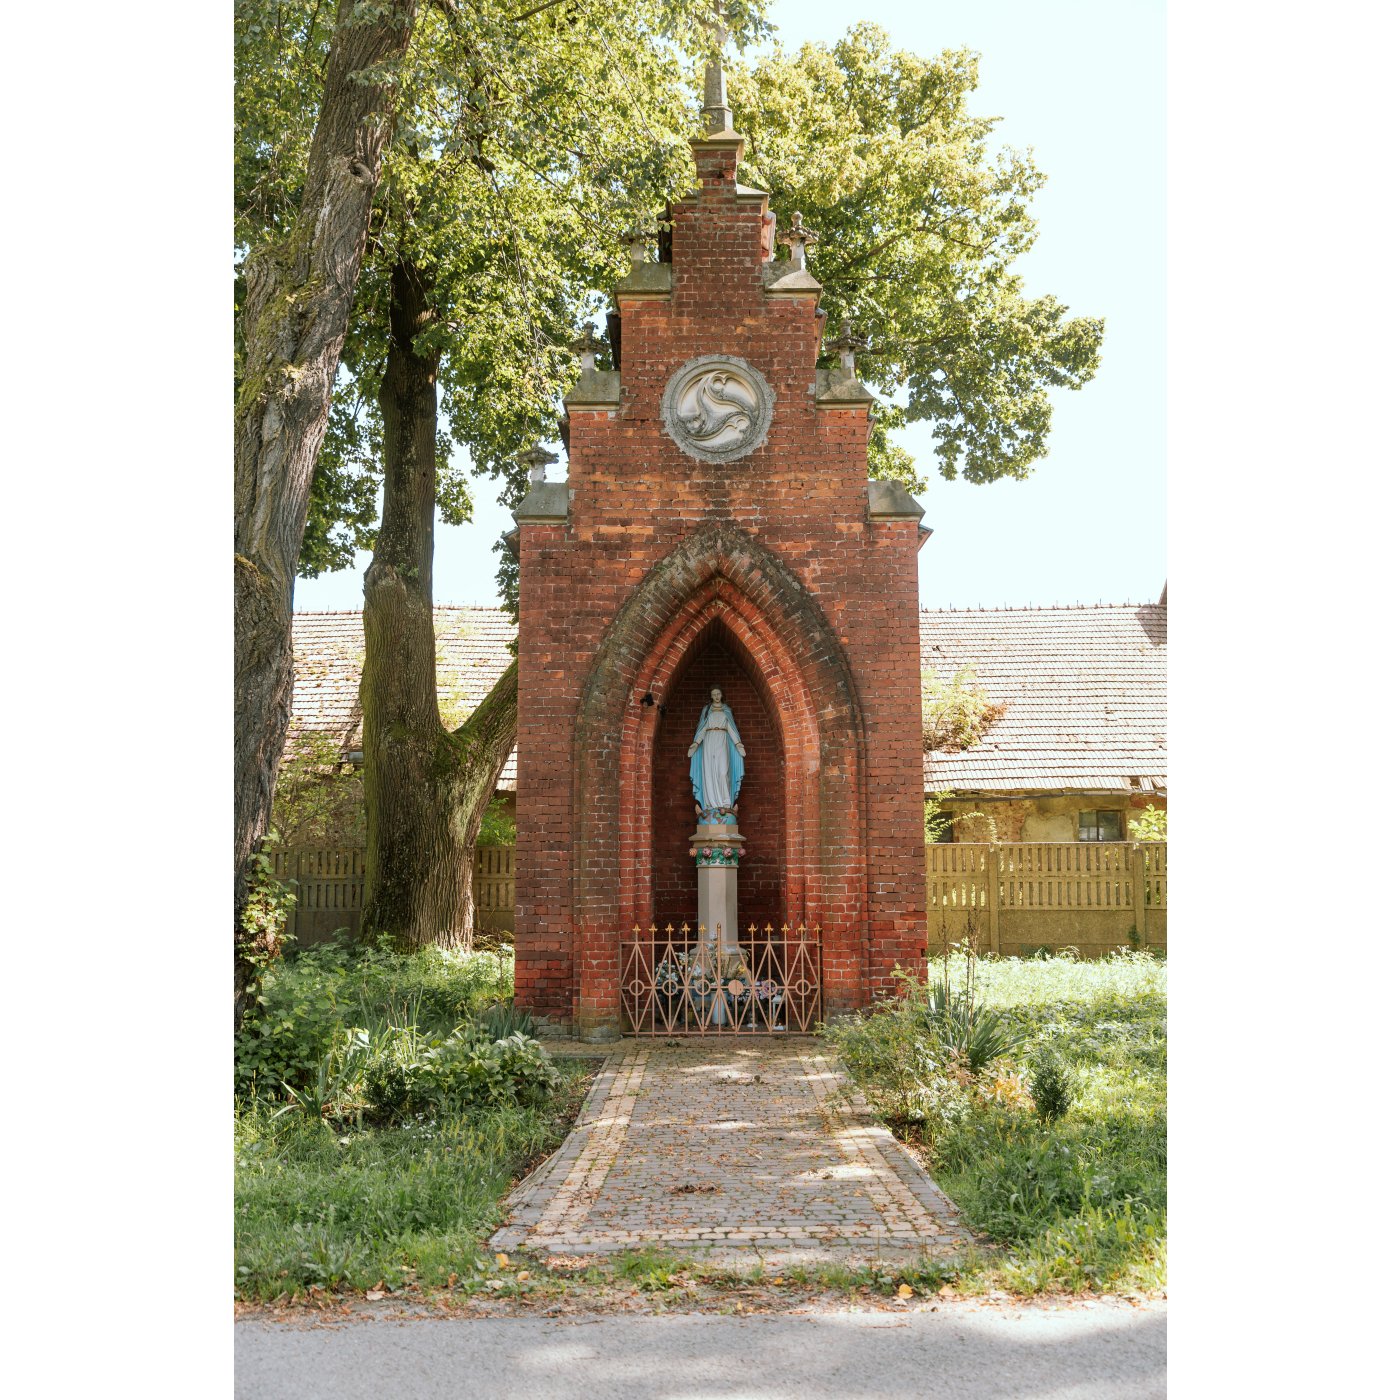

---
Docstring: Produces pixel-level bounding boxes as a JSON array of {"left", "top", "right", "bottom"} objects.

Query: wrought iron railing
[{"left": 620, "top": 922, "right": 822, "bottom": 1036}]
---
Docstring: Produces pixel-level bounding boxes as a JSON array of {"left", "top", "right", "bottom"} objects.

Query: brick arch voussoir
[
  {"left": 578, "top": 520, "right": 864, "bottom": 758},
  {"left": 640, "top": 587, "right": 816, "bottom": 765},
  {"left": 577, "top": 520, "right": 867, "bottom": 928},
  {"left": 617, "top": 592, "right": 824, "bottom": 927}
]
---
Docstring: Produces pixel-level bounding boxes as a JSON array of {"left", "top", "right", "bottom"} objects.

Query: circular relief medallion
[{"left": 660, "top": 353, "right": 775, "bottom": 464}]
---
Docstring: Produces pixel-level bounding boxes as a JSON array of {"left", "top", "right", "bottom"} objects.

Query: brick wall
[{"left": 514, "top": 130, "right": 926, "bottom": 1035}]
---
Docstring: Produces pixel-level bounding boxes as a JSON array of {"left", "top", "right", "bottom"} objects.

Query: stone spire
[
  {"left": 829, "top": 319, "right": 868, "bottom": 379},
  {"left": 520, "top": 444, "right": 559, "bottom": 484},
  {"left": 620, "top": 226, "right": 656, "bottom": 265},
  {"left": 701, "top": 1, "right": 734, "bottom": 136},
  {"left": 776, "top": 212, "right": 820, "bottom": 273},
  {"left": 568, "top": 328, "right": 609, "bottom": 372}
]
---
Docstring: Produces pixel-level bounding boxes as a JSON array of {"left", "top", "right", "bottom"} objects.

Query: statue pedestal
[{"left": 691, "top": 820, "right": 744, "bottom": 951}]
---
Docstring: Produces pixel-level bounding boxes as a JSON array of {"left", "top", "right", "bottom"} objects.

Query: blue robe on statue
[{"left": 690, "top": 702, "right": 744, "bottom": 813}]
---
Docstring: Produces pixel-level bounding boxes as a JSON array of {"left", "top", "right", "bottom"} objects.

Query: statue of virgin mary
[{"left": 687, "top": 687, "right": 746, "bottom": 813}]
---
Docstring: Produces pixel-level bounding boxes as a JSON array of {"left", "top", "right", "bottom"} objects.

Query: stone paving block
[{"left": 490, "top": 1039, "right": 979, "bottom": 1262}]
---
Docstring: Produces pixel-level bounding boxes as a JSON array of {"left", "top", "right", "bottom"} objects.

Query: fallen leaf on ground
[
  {"left": 898, "top": 1285, "right": 913, "bottom": 1298},
  {"left": 939, "top": 1285, "right": 955, "bottom": 1297},
  {"left": 497, "top": 1254, "right": 509, "bottom": 1267},
  {"left": 365, "top": 1291, "right": 384, "bottom": 1302},
  {"left": 518, "top": 1272, "right": 531, "bottom": 1282}
]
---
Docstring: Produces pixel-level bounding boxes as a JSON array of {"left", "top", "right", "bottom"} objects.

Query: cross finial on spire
[
  {"left": 620, "top": 226, "right": 656, "bottom": 264},
  {"left": 828, "top": 318, "right": 869, "bottom": 377},
  {"left": 520, "top": 444, "right": 559, "bottom": 484},
  {"left": 568, "top": 327, "right": 608, "bottom": 371},
  {"left": 775, "top": 212, "right": 820, "bottom": 272},
  {"left": 701, "top": 1, "right": 734, "bottom": 135}
]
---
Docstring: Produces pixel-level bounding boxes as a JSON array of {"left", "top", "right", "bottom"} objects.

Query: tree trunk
[
  {"left": 360, "top": 259, "right": 519, "bottom": 951},
  {"left": 233, "top": 0, "right": 417, "bottom": 1027}
]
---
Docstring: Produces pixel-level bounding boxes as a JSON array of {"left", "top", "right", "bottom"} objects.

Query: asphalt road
[{"left": 235, "top": 1305, "right": 1166, "bottom": 1399}]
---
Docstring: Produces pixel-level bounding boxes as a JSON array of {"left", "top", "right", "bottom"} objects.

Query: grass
[
  {"left": 824, "top": 949, "right": 1166, "bottom": 1296},
  {"left": 235, "top": 939, "right": 1164, "bottom": 1307},
  {"left": 234, "top": 940, "right": 596, "bottom": 1303},
  {"left": 235, "top": 1062, "right": 598, "bottom": 1301},
  {"left": 968, "top": 950, "right": 1167, "bottom": 1008}
]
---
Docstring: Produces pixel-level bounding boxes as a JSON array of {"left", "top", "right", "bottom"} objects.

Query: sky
[{"left": 293, "top": 0, "right": 1166, "bottom": 615}]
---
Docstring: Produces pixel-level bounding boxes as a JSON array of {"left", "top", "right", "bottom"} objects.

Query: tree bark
[
  {"left": 234, "top": 0, "right": 417, "bottom": 1027},
  {"left": 360, "top": 259, "right": 519, "bottom": 951}
]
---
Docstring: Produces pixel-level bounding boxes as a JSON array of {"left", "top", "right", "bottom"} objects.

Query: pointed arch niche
[
  {"left": 616, "top": 577, "right": 824, "bottom": 934},
  {"left": 570, "top": 523, "right": 872, "bottom": 1030}
]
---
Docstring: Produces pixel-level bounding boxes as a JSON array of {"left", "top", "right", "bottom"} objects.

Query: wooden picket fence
[
  {"left": 926, "top": 842, "right": 1167, "bottom": 956},
  {"left": 270, "top": 840, "right": 1163, "bottom": 956},
  {"left": 270, "top": 845, "right": 516, "bottom": 946}
]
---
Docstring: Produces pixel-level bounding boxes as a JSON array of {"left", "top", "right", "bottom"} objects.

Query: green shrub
[
  {"left": 1030, "top": 1054, "right": 1076, "bottom": 1121},
  {"left": 235, "top": 944, "right": 518, "bottom": 1099},
  {"left": 408, "top": 1028, "right": 560, "bottom": 1115},
  {"left": 476, "top": 796, "right": 517, "bottom": 847},
  {"left": 820, "top": 1005, "right": 971, "bottom": 1137}
]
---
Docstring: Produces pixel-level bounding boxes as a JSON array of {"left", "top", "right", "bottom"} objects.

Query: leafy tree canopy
[
  {"left": 235, "top": 11, "right": 1101, "bottom": 590},
  {"left": 729, "top": 25, "right": 1104, "bottom": 492},
  {"left": 235, "top": 0, "right": 773, "bottom": 582}
]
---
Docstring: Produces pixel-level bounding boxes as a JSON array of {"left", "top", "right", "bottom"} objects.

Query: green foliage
[
  {"left": 475, "top": 1001, "right": 534, "bottom": 1040},
  {"left": 613, "top": 1247, "right": 684, "bottom": 1291},
  {"left": 820, "top": 1001, "right": 972, "bottom": 1137},
  {"left": 298, "top": 391, "right": 385, "bottom": 577},
  {"left": 233, "top": 935, "right": 593, "bottom": 1302},
  {"left": 1029, "top": 1053, "right": 1076, "bottom": 1122},
  {"left": 924, "top": 791, "right": 954, "bottom": 843},
  {"left": 921, "top": 664, "right": 1006, "bottom": 752},
  {"left": 270, "top": 731, "right": 365, "bottom": 848},
  {"left": 408, "top": 1027, "right": 561, "bottom": 1116},
  {"left": 476, "top": 796, "right": 516, "bottom": 848},
  {"left": 238, "top": 831, "right": 298, "bottom": 975},
  {"left": 971, "top": 949, "right": 1166, "bottom": 1007},
  {"left": 729, "top": 25, "right": 1103, "bottom": 486},
  {"left": 236, "top": 0, "right": 772, "bottom": 596},
  {"left": 825, "top": 949, "right": 1166, "bottom": 1294},
  {"left": 1128, "top": 805, "right": 1167, "bottom": 841},
  {"left": 918, "top": 979, "right": 1029, "bottom": 1074},
  {"left": 866, "top": 402, "right": 925, "bottom": 494},
  {"left": 234, "top": 1080, "right": 589, "bottom": 1300},
  {"left": 234, "top": 942, "right": 517, "bottom": 1099}
]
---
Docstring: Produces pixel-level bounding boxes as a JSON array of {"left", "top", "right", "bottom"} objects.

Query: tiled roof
[
  {"left": 289, "top": 600, "right": 1167, "bottom": 800},
  {"left": 920, "top": 603, "right": 1166, "bottom": 795},
  {"left": 289, "top": 606, "right": 518, "bottom": 789}
]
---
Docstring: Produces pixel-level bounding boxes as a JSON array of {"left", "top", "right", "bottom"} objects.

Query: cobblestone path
[{"left": 491, "top": 1039, "right": 979, "bottom": 1263}]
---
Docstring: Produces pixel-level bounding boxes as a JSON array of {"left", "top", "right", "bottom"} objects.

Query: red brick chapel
[{"left": 506, "top": 59, "right": 931, "bottom": 1041}]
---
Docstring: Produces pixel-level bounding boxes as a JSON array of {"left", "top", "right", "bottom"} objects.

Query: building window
[{"left": 1078, "top": 810, "right": 1123, "bottom": 842}]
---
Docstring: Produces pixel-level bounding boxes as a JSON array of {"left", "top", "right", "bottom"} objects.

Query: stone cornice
[
  {"left": 563, "top": 369, "right": 622, "bottom": 410},
  {"left": 814, "top": 368, "right": 876, "bottom": 407},
  {"left": 762, "top": 262, "right": 823, "bottom": 298},
  {"left": 866, "top": 479, "right": 926, "bottom": 523},
  {"left": 610, "top": 264, "right": 672, "bottom": 304},
  {"left": 512, "top": 483, "right": 570, "bottom": 524},
  {"left": 689, "top": 130, "right": 746, "bottom": 156}
]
